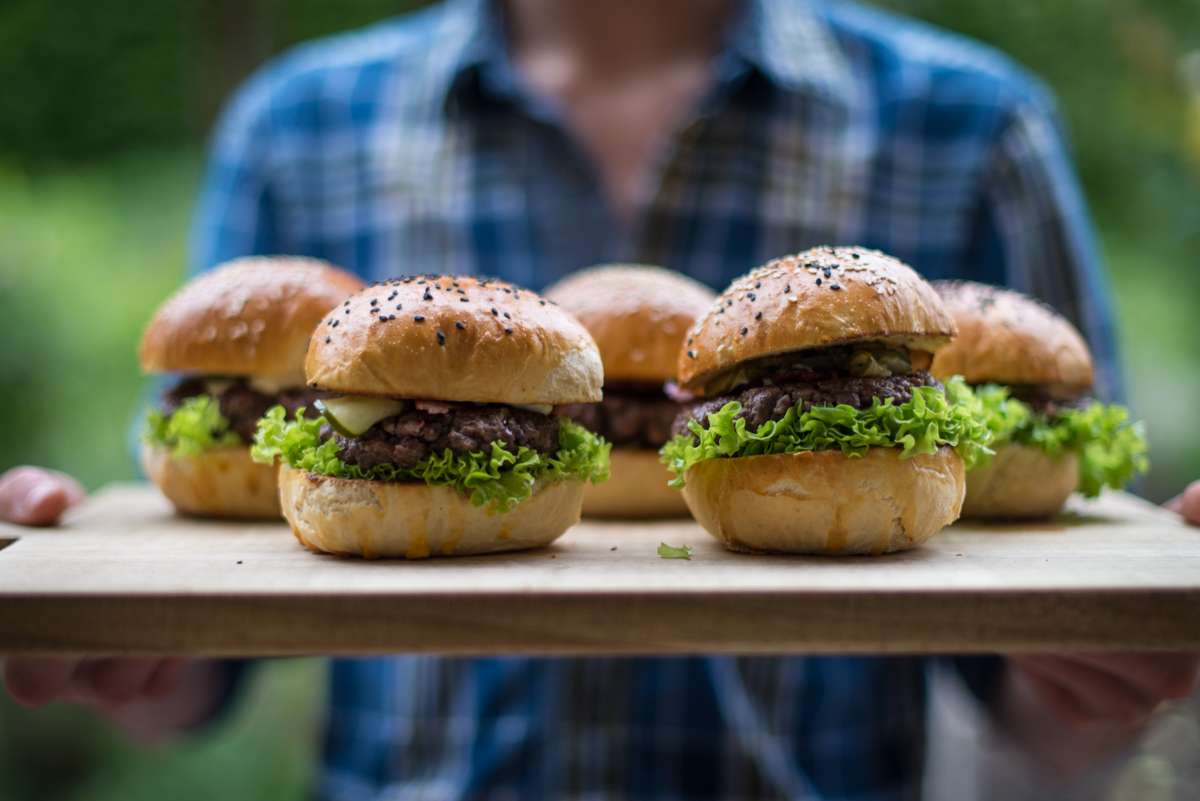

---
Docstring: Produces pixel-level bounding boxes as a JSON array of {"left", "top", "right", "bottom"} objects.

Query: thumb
[{"left": 0, "top": 467, "right": 86, "bottom": 527}]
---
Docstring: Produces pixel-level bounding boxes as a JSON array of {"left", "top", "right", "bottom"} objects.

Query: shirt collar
[{"left": 438, "top": 0, "right": 854, "bottom": 114}]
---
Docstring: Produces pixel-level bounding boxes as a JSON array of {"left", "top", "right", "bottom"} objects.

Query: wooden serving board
[{"left": 0, "top": 484, "right": 1197, "bottom": 656}]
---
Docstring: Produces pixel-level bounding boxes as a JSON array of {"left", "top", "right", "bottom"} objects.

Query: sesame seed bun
[
  {"left": 306, "top": 276, "right": 602, "bottom": 404},
  {"left": 140, "top": 257, "right": 365, "bottom": 383},
  {"left": 929, "top": 281, "right": 1094, "bottom": 394},
  {"left": 141, "top": 444, "right": 282, "bottom": 519},
  {"left": 677, "top": 247, "right": 956, "bottom": 394},
  {"left": 680, "top": 446, "right": 965, "bottom": 555},
  {"left": 278, "top": 469, "right": 583, "bottom": 558},
  {"left": 543, "top": 265, "right": 716, "bottom": 382}
]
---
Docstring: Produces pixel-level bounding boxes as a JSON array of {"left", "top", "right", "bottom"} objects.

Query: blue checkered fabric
[{"left": 192, "top": 0, "right": 1119, "bottom": 798}]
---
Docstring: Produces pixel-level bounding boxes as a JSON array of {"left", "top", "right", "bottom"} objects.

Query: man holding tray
[{"left": 4, "top": 0, "right": 1200, "bottom": 796}]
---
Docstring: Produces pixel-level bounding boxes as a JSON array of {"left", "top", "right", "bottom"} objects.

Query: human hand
[
  {"left": 1164, "top": 480, "right": 1200, "bottom": 525},
  {"left": 1005, "top": 653, "right": 1200, "bottom": 729},
  {"left": 2, "top": 657, "right": 229, "bottom": 743},
  {"left": 0, "top": 466, "right": 86, "bottom": 526}
]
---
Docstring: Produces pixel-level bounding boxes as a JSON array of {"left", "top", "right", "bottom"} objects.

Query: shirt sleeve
[
  {"left": 189, "top": 71, "right": 282, "bottom": 277},
  {"left": 963, "top": 92, "right": 1124, "bottom": 403}
]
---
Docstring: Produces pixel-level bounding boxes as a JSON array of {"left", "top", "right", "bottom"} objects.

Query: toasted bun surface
[
  {"left": 306, "top": 277, "right": 603, "bottom": 404},
  {"left": 680, "top": 446, "right": 964, "bottom": 555},
  {"left": 141, "top": 444, "right": 282, "bottom": 519},
  {"left": 544, "top": 265, "right": 716, "bottom": 381},
  {"left": 678, "top": 247, "right": 956, "bottom": 392},
  {"left": 580, "top": 449, "right": 692, "bottom": 519},
  {"left": 140, "top": 257, "right": 364, "bottom": 382},
  {"left": 278, "top": 469, "right": 583, "bottom": 558},
  {"left": 961, "top": 444, "right": 1079, "bottom": 519},
  {"left": 929, "top": 281, "right": 1093, "bottom": 392}
]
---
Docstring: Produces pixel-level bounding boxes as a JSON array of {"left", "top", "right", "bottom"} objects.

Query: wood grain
[{"left": 0, "top": 484, "right": 1197, "bottom": 656}]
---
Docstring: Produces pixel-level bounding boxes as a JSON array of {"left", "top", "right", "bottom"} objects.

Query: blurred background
[{"left": 0, "top": 0, "right": 1197, "bottom": 799}]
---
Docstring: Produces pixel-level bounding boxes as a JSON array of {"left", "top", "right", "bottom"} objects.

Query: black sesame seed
[
  {"left": 370, "top": 299, "right": 377, "bottom": 306},
  {"left": 332, "top": 319, "right": 338, "bottom": 327},
  {"left": 396, "top": 303, "right": 402, "bottom": 310},
  {"left": 456, "top": 288, "right": 464, "bottom": 294},
  {"left": 414, "top": 315, "right": 425, "bottom": 322},
  {"left": 455, "top": 321, "right": 465, "bottom": 330},
  {"left": 325, "top": 336, "right": 330, "bottom": 343},
  {"left": 503, "top": 312, "right": 510, "bottom": 319},
  {"left": 437, "top": 331, "right": 445, "bottom": 345},
  {"left": 311, "top": 382, "right": 318, "bottom": 388},
  {"left": 717, "top": 307, "right": 724, "bottom": 313},
  {"left": 345, "top": 308, "right": 350, "bottom": 314},
  {"left": 491, "top": 308, "right": 498, "bottom": 315},
  {"left": 343, "top": 300, "right": 349, "bottom": 306},
  {"left": 748, "top": 293, "right": 756, "bottom": 301},
  {"left": 504, "top": 327, "right": 513, "bottom": 334},
  {"left": 369, "top": 307, "right": 379, "bottom": 314},
  {"left": 460, "top": 297, "right": 469, "bottom": 302},
  {"left": 755, "top": 282, "right": 761, "bottom": 288},
  {"left": 539, "top": 300, "right": 545, "bottom": 306},
  {"left": 688, "top": 350, "right": 696, "bottom": 359},
  {"left": 423, "top": 290, "right": 433, "bottom": 300},
  {"left": 831, "top": 284, "right": 841, "bottom": 290},
  {"left": 452, "top": 282, "right": 459, "bottom": 287},
  {"left": 816, "top": 278, "right": 822, "bottom": 285},
  {"left": 823, "top": 267, "right": 831, "bottom": 277},
  {"left": 851, "top": 253, "right": 859, "bottom": 259},
  {"left": 755, "top": 311, "right": 762, "bottom": 320},
  {"left": 388, "top": 291, "right": 397, "bottom": 300},
  {"left": 503, "top": 288, "right": 511, "bottom": 293},
  {"left": 687, "top": 337, "right": 693, "bottom": 346},
  {"left": 740, "top": 327, "right": 748, "bottom": 335},
  {"left": 784, "top": 285, "right": 791, "bottom": 293}
]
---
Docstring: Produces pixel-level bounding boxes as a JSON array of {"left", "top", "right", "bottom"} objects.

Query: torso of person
[{"left": 197, "top": 0, "right": 1115, "bottom": 797}]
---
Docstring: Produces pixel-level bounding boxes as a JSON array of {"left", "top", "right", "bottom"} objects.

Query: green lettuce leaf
[
  {"left": 251, "top": 406, "right": 611, "bottom": 514},
  {"left": 660, "top": 377, "right": 993, "bottom": 488},
  {"left": 955, "top": 382, "right": 1148, "bottom": 497},
  {"left": 142, "top": 395, "right": 241, "bottom": 457},
  {"left": 657, "top": 543, "right": 693, "bottom": 559}
]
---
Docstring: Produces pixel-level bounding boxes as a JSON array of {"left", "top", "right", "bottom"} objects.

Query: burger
[
  {"left": 250, "top": 275, "right": 611, "bottom": 558},
  {"left": 930, "top": 280, "right": 1147, "bottom": 518},
  {"left": 660, "top": 247, "right": 992, "bottom": 555},
  {"left": 544, "top": 265, "right": 716, "bottom": 518},
  {"left": 140, "top": 256, "right": 365, "bottom": 518}
]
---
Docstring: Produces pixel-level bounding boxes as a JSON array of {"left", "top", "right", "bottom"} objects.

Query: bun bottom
[
  {"left": 680, "top": 446, "right": 964, "bottom": 555},
  {"left": 278, "top": 469, "right": 584, "bottom": 558},
  {"left": 581, "top": 449, "right": 691, "bottom": 519},
  {"left": 962, "top": 444, "right": 1079, "bottom": 519},
  {"left": 141, "top": 444, "right": 282, "bottom": 519}
]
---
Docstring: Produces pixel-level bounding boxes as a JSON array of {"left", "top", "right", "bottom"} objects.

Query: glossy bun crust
[
  {"left": 544, "top": 265, "right": 716, "bottom": 381},
  {"left": 306, "top": 276, "right": 603, "bottom": 404},
  {"left": 141, "top": 444, "right": 282, "bottom": 519},
  {"left": 678, "top": 247, "right": 956, "bottom": 392},
  {"left": 278, "top": 469, "right": 584, "bottom": 558},
  {"left": 680, "top": 446, "right": 965, "bottom": 555},
  {"left": 140, "top": 257, "right": 364, "bottom": 381},
  {"left": 929, "top": 281, "right": 1094, "bottom": 393},
  {"left": 580, "top": 450, "right": 692, "bottom": 519}
]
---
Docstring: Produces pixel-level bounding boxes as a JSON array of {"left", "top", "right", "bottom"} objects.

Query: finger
[
  {"left": 80, "top": 659, "right": 165, "bottom": 706},
  {"left": 0, "top": 467, "right": 85, "bottom": 527},
  {"left": 1014, "top": 661, "right": 1104, "bottom": 727},
  {"left": 1165, "top": 496, "right": 1183, "bottom": 514},
  {"left": 142, "top": 659, "right": 187, "bottom": 700},
  {"left": 1008, "top": 654, "right": 1161, "bottom": 726},
  {"left": 1060, "top": 652, "right": 1200, "bottom": 701},
  {"left": 1182, "top": 481, "right": 1200, "bottom": 527},
  {"left": 3, "top": 658, "right": 83, "bottom": 707}
]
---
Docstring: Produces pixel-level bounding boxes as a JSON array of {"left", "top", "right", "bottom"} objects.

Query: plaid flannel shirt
[{"left": 193, "top": 0, "right": 1119, "bottom": 798}]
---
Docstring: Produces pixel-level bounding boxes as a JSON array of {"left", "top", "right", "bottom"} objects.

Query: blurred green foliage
[{"left": 0, "top": 1, "right": 1197, "bottom": 800}]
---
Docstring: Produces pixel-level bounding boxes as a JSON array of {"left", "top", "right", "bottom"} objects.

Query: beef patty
[
  {"left": 672, "top": 371, "right": 942, "bottom": 439},
  {"left": 554, "top": 393, "right": 680, "bottom": 450},
  {"left": 1004, "top": 386, "right": 1091, "bottom": 418},
  {"left": 328, "top": 403, "right": 560, "bottom": 472},
  {"left": 162, "top": 378, "right": 329, "bottom": 443}
]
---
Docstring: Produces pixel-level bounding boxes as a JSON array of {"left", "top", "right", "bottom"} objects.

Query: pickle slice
[{"left": 315, "top": 396, "right": 407, "bottom": 437}]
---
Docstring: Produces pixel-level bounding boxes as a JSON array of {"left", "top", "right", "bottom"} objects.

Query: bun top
[
  {"left": 677, "top": 247, "right": 957, "bottom": 393},
  {"left": 929, "top": 281, "right": 1094, "bottom": 392},
  {"left": 140, "top": 257, "right": 365, "bottom": 382},
  {"left": 543, "top": 265, "right": 716, "bottom": 382},
  {"left": 306, "top": 276, "right": 603, "bottom": 404}
]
